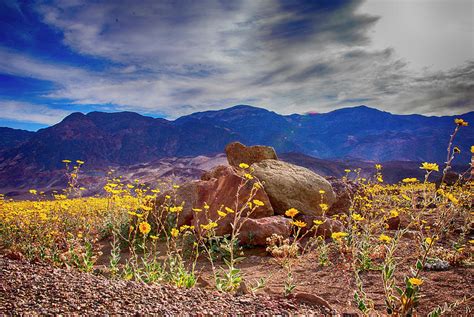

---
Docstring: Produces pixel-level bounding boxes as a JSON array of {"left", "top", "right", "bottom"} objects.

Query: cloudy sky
[{"left": 0, "top": 0, "right": 473, "bottom": 130}]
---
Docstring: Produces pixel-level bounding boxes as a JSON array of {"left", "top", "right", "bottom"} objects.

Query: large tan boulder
[
  {"left": 192, "top": 166, "right": 274, "bottom": 236},
  {"left": 237, "top": 216, "right": 292, "bottom": 246},
  {"left": 251, "top": 160, "right": 336, "bottom": 216},
  {"left": 225, "top": 142, "right": 277, "bottom": 168}
]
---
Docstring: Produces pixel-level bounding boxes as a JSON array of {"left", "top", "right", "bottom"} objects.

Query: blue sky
[{"left": 0, "top": 0, "right": 473, "bottom": 131}]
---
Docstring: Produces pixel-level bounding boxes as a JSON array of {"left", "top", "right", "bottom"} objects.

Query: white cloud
[
  {"left": 0, "top": 46, "right": 91, "bottom": 84},
  {"left": 360, "top": 0, "right": 474, "bottom": 71},
  {"left": 0, "top": 101, "right": 70, "bottom": 125},
  {"left": 0, "top": 0, "right": 472, "bottom": 124}
]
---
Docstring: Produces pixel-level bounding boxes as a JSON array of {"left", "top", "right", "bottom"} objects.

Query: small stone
[{"left": 424, "top": 258, "right": 450, "bottom": 271}]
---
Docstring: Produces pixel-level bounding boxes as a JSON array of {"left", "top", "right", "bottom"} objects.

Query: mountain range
[{"left": 0, "top": 105, "right": 472, "bottom": 195}]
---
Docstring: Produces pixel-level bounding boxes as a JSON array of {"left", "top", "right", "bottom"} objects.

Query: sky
[{"left": 0, "top": 0, "right": 473, "bottom": 131}]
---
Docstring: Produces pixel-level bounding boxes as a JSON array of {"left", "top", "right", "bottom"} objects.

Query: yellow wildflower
[
  {"left": 291, "top": 220, "right": 307, "bottom": 228},
  {"left": 150, "top": 235, "right": 159, "bottom": 240},
  {"left": 29, "top": 189, "right": 37, "bottom": 195},
  {"left": 76, "top": 160, "right": 85, "bottom": 165},
  {"left": 169, "top": 206, "right": 183, "bottom": 213},
  {"left": 285, "top": 208, "right": 299, "bottom": 218},
  {"left": 313, "top": 219, "right": 324, "bottom": 225},
  {"left": 200, "top": 221, "right": 218, "bottom": 231},
  {"left": 217, "top": 210, "right": 227, "bottom": 217},
  {"left": 408, "top": 277, "right": 423, "bottom": 286},
  {"left": 351, "top": 213, "right": 364, "bottom": 221},
  {"left": 253, "top": 199, "right": 265, "bottom": 207},
  {"left": 239, "top": 163, "right": 249, "bottom": 169},
  {"left": 138, "top": 221, "right": 151, "bottom": 235},
  {"left": 331, "top": 232, "right": 348, "bottom": 241},
  {"left": 225, "top": 207, "right": 235, "bottom": 213},
  {"left": 62, "top": 159, "right": 71, "bottom": 163},
  {"left": 319, "top": 203, "right": 329, "bottom": 211},
  {"left": 140, "top": 205, "right": 153, "bottom": 211},
  {"left": 244, "top": 173, "right": 254, "bottom": 180},
  {"left": 170, "top": 228, "right": 179, "bottom": 238},
  {"left": 379, "top": 234, "right": 392, "bottom": 243},
  {"left": 419, "top": 162, "right": 439, "bottom": 172},
  {"left": 375, "top": 164, "right": 382, "bottom": 170},
  {"left": 402, "top": 178, "right": 418, "bottom": 183},
  {"left": 390, "top": 209, "right": 399, "bottom": 218},
  {"left": 344, "top": 169, "right": 351, "bottom": 173},
  {"left": 319, "top": 190, "right": 325, "bottom": 194},
  {"left": 446, "top": 193, "right": 458, "bottom": 204},
  {"left": 424, "top": 237, "right": 433, "bottom": 245},
  {"left": 192, "top": 208, "right": 202, "bottom": 212},
  {"left": 454, "top": 118, "right": 468, "bottom": 126},
  {"left": 180, "top": 225, "right": 193, "bottom": 232}
]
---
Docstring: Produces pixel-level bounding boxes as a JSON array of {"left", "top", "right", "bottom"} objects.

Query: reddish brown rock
[
  {"left": 386, "top": 215, "right": 401, "bottom": 230},
  {"left": 201, "top": 165, "right": 231, "bottom": 181},
  {"left": 225, "top": 142, "right": 277, "bottom": 168},
  {"left": 193, "top": 166, "right": 274, "bottom": 236},
  {"left": 325, "top": 176, "right": 359, "bottom": 216},
  {"left": 155, "top": 181, "right": 201, "bottom": 228},
  {"left": 237, "top": 216, "right": 292, "bottom": 246}
]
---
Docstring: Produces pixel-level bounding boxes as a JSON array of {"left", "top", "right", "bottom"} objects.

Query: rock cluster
[{"left": 158, "top": 142, "right": 347, "bottom": 246}]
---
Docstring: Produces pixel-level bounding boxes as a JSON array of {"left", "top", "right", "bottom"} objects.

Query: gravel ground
[{"left": 0, "top": 255, "right": 328, "bottom": 315}]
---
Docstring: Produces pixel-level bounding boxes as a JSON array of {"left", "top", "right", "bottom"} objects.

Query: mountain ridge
[{"left": 0, "top": 105, "right": 472, "bottom": 190}]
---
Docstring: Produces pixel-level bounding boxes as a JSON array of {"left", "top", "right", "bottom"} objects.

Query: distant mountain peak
[
  {"left": 182, "top": 104, "right": 274, "bottom": 121},
  {"left": 226, "top": 104, "right": 262, "bottom": 111},
  {"left": 331, "top": 105, "right": 387, "bottom": 114},
  {"left": 61, "top": 112, "right": 86, "bottom": 122}
]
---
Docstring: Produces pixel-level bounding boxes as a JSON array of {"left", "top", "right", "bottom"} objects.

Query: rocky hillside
[{"left": 0, "top": 127, "right": 34, "bottom": 148}]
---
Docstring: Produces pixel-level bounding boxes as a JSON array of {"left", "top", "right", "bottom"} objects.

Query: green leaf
[
  {"left": 354, "top": 292, "right": 360, "bottom": 301},
  {"left": 395, "top": 286, "right": 403, "bottom": 295},
  {"left": 416, "top": 259, "right": 423, "bottom": 270}
]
